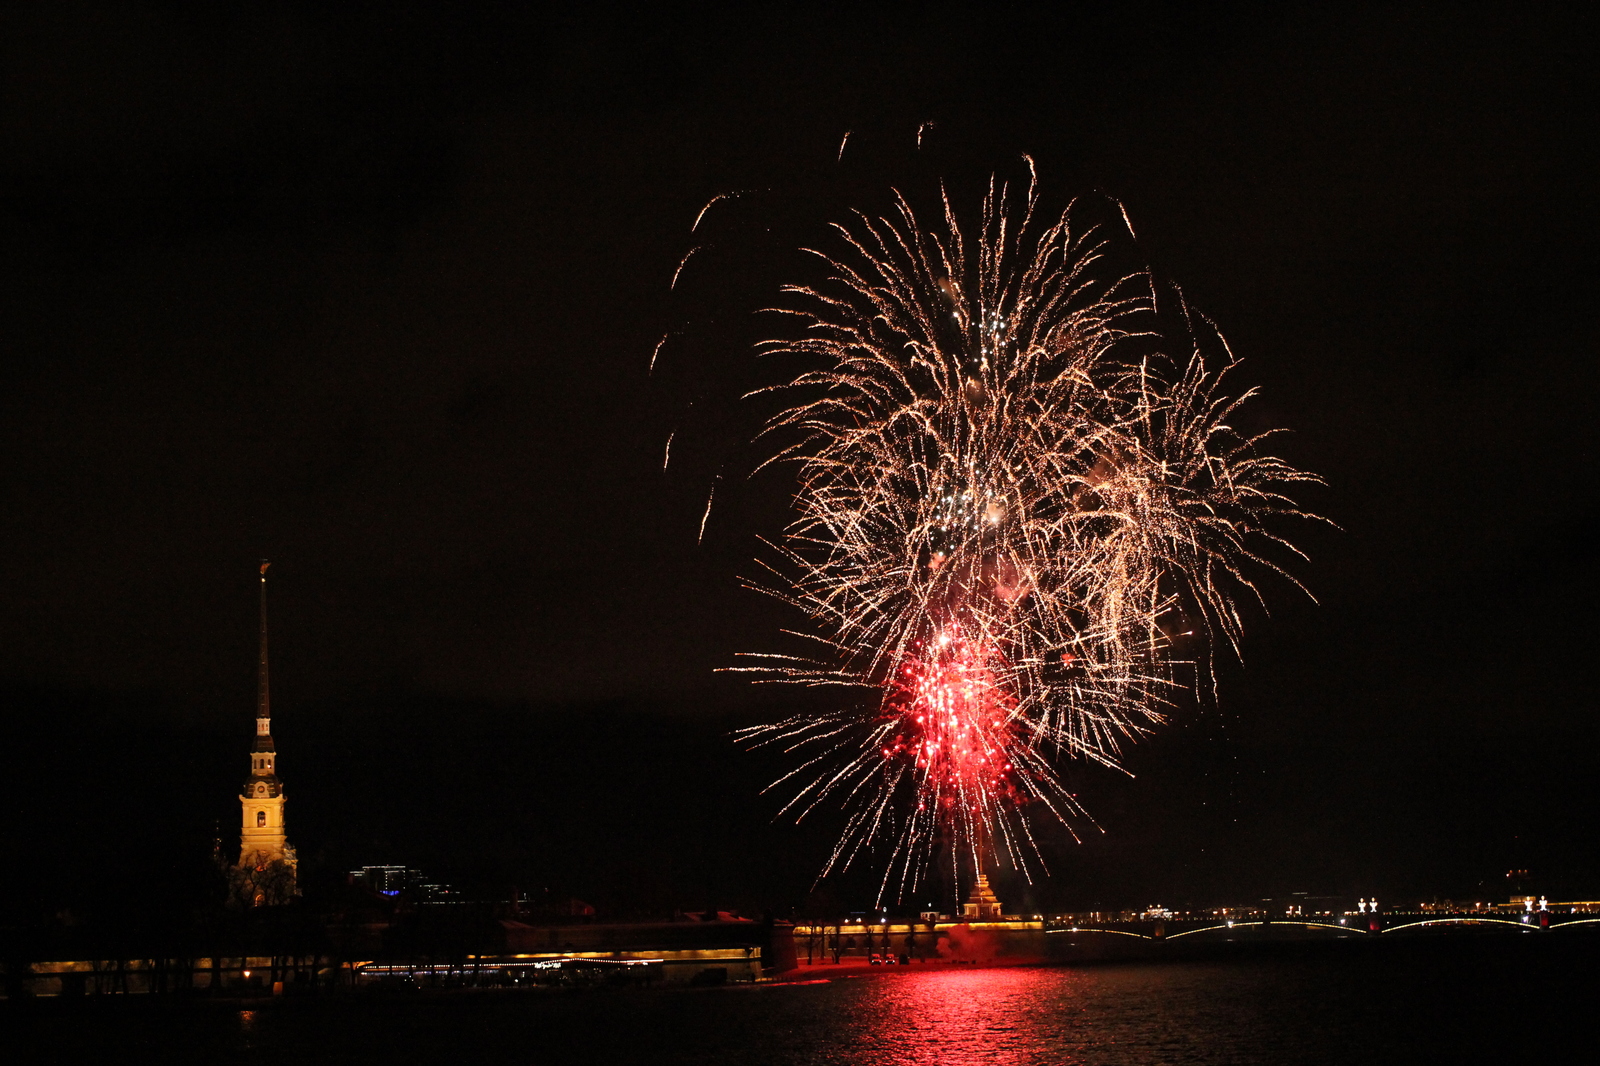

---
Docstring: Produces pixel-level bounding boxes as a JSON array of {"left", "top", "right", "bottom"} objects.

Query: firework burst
[{"left": 727, "top": 164, "right": 1319, "bottom": 902}]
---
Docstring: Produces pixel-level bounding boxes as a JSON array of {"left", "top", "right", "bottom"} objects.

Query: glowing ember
[{"left": 729, "top": 165, "right": 1319, "bottom": 901}]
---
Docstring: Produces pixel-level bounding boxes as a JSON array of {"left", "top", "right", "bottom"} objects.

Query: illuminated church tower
[{"left": 238, "top": 561, "right": 297, "bottom": 892}]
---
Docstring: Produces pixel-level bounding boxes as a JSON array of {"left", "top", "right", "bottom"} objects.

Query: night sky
[{"left": 1, "top": 4, "right": 1595, "bottom": 918}]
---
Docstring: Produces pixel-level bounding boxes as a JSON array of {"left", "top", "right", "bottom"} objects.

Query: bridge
[
  {"left": 788, "top": 907, "right": 1600, "bottom": 968},
  {"left": 1045, "top": 910, "right": 1600, "bottom": 943}
]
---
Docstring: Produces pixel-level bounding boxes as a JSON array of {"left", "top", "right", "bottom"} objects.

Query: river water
[{"left": 5, "top": 936, "right": 1592, "bottom": 1063}]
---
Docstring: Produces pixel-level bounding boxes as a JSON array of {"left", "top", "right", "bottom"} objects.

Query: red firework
[{"left": 890, "top": 625, "right": 1019, "bottom": 826}]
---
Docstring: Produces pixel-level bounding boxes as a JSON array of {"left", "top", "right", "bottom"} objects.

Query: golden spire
[{"left": 257, "top": 560, "right": 270, "bottom": 724}]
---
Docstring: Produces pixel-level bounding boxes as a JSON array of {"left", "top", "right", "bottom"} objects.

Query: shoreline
[{"left": 6, "top": 931, "right": 1593, "bottom": 1012}]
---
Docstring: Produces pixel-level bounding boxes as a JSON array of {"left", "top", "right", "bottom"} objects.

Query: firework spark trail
[
  {"left": 728, "top": 170, "right": 1319, "bottom": 903},
  {"left": 671, "top": 247, "right": 703, "bottom": 290},
  {"left": 699, "top": 476, "right": 719, "bottom": 545}
]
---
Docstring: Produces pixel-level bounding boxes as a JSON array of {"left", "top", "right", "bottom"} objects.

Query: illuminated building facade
[{"left": 236, "top": 562, "right": 297, "bottom": 900}]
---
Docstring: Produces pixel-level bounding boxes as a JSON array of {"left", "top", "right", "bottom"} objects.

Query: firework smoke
[{"left": 728, "top": 166, "right": 1319, "bottom": 902}]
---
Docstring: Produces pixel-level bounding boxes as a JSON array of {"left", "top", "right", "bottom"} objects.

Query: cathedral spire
[
  {"left": 257, "top": 560, "right": 270, "bottom": 726},
  {"left": 238, "top": 559, "right": 296, "bottom": 902}
]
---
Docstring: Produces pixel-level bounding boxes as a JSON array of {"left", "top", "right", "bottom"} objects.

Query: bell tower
[{"left": 238, "top": 561, "right": 297, "bottom": 883}]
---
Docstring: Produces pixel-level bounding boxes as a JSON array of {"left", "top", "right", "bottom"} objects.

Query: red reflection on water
[{"left": 851, "top": 967, "right": 1086, "bottom": 1065}]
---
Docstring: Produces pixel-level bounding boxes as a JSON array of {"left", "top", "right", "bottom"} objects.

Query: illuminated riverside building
[
  {"left": 236, "top": 562, "right": 297, "bottom": 902},
  {"left": 790, "top": 879, "right": 1048, "bottom": 967}
]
